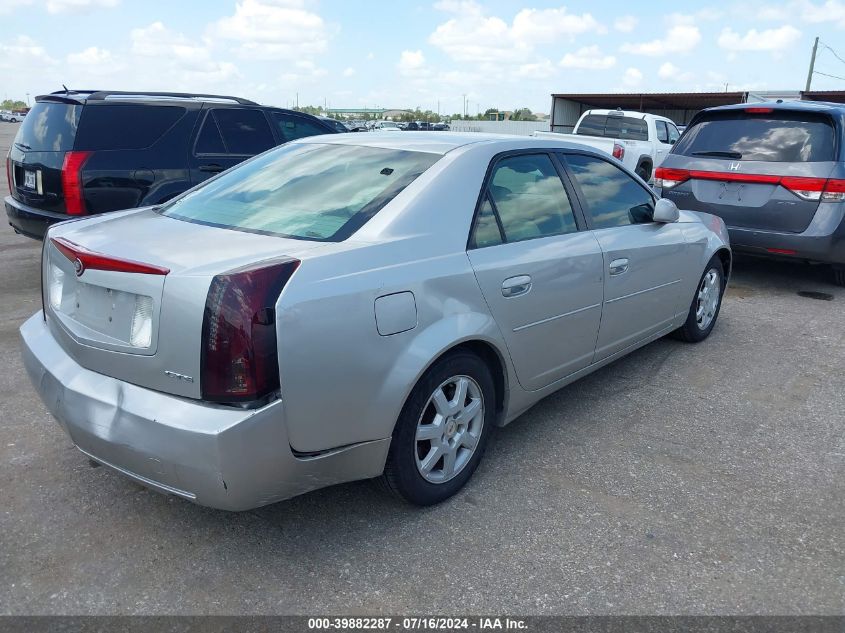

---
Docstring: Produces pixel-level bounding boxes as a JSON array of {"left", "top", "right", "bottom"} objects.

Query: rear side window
[
  {"left": 212, "top": 108, "right": 275, "bottom": 155},
  {"left": 271, "top": 112, "right": 331, "bottom": 142},
  {"left": 469, "top": 197, "right": 503, "bottom": 248},
  {"left": 161, "top": 143, "right": 439, "bottom": 241},
  {"left": 485, "top": 154, "right": 577, "bottom": 243},
  {"left": 565, "top": 154, "right": 655, "bottom": 229},
  {"left": 674, "top": 111, "right": 836, "bottom": 162},
  {"left": 75, "top": 105, "right": 186, "bottom": 150},
  {"left": 14, "top": 102, "right": 81, "bottom": 151},
  {"left": 577, "top": 114, "right": 648, "bottom": 141},
  {"left": 194, "top": 112, "right": 226, "bottom": 154}
]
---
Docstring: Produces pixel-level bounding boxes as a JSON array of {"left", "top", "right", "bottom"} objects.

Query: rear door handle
[
  {"left": 198, "top": 164, "right": 225, "bottom": 173},
  {"left": 502, "top": 275, "right": 532, "bottom": 297},
  {"left": 609, "top": 258, "right": 629, "bottom": 276}
]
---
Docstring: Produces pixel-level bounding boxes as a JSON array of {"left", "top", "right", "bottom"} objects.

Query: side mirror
[{"left": 653, "top": 198, "right": 680, "bottom": 223}]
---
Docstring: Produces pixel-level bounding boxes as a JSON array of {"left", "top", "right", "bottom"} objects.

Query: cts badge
[{"left": 164, "top": 370, "right": 194, "bottom": 383}]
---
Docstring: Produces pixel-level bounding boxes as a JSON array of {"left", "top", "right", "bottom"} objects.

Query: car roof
[
  {"left": 294, "top": 131, "right": 614, "bottom": 155},
  {"left": 703, "top": 99, "right": 845, "bottom": 115}
]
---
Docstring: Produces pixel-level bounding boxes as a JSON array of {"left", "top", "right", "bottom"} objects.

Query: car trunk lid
[{"left": 43, "top": 209, "right": 326, "bottom": 399}]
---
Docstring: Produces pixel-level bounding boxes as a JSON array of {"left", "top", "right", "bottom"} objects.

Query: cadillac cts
[{"left": 20, "top": 133, "right": 731, "bottom": 510}]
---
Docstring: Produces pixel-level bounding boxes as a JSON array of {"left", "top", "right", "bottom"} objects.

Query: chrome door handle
[
  {"left": 609, "top": 258, "right": 629, "bottom": 276},
  {"left": 502, "top": 275, "right": 532, "bottom": 297}
]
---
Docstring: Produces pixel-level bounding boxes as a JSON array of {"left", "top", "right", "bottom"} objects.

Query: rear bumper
[
  {"left": 20, "top": 313, "right": 390, "bottom": 511},
  {"left": 5, "top": 195, "right": 69, "bottom": 240},
  {"left": 721, "top": 203, "right": 845, "bottom": 266}
]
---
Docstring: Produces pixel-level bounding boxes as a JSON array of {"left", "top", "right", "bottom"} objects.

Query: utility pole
[
  {"left": 296, "top": 92, "right": 299, "bottom": 109},
  {"left": 462, "top": 93, "right": 467, "bottom": 119},
  {"left": 806, "top": 36, "right": 819, "bottom": 92}
]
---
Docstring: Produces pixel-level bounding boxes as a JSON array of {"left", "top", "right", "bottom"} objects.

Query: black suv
[{"left": 5, "top": 89, "right": 338, "bottom": 239}]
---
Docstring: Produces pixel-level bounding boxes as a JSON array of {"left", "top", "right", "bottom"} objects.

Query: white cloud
[
  {"left": 0, "top": 35, "right": 55, "bottom": 69},
  {"left": 0, "top": 0, "right": 34, "bottom": 14},
  {"left": 209, "top": 0, "right": 333, "bottom": 61},
  {"left": 516, "top": 59, "right": 556, "bottom": 79},
  {"left": 560, "top": 45, "right": 615, "bottom": 70},
  {"left": 622, "top": 67, "right": 643, "bottom": 88},
  {"left": 795, "top": 0, "right": 845, "bottom": 26},
  {"left": 342, "top": 67, "right": 355, "bottom": 77},
  {"left": 398, "top": 49, "right": 426, "bottom": 75},
  {"left": 613, "top": 15, "right": 637, "bottom": 33},
  {"left": 657, "top": 61, "right": 693, "bottom": 82},
  {"left": 621, "top": 24, "right": 701, "bottom": 56},
  {"left": 45, "top": 0, "right": 118, "bottom": 13},
  {"left": 430, "top": 1, "right": 603, "bottom": 64},
  {"left": 717, "top": 25, "right": 802, "bottom": 52}
]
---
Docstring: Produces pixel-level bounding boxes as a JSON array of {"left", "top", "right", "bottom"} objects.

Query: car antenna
[{"left": 62, "top": 84, "right": 69, "bottom": 94}]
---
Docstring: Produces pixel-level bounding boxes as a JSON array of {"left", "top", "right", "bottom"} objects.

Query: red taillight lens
[
  {"left": 201, "top": 259, "right": 300, "bottom": 404},
  {"left": 654, "top": 167, "right": 690, "bottom": 189},
  {"left": 61, "top": 150, "right": 92, "bottom": 215},
  {"left": 5, "top": 154, "right": 12, "bottom": 194},
  {"left": 745, "top": 107, "right": 774, "bottom": 114},
  {"left": 50, "top": 236, "right": 170, "bottom": 275},
  {"left": 612, "top": 142, "right": 625, "bottom": 160}
]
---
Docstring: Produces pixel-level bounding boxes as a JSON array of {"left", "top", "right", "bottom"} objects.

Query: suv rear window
[
  {"left": 14, "top": 102, "right": 81, "bottom": 151},
  {"left": 75, "top": 104, "right": 186, "bottom": 150},
  {"left": 674, "top": 111, "right": 837, "bottom": 162},
  {"left": 576, "top": 114, "right": 648, "bottom": 141},
  {"left": 161, "top": 143, "right": 439, "bottom": 241}
]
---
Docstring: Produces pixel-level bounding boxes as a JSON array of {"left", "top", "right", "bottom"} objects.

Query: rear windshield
[
  {"left": 14, "top": 102, "right": 81, "bottom": 151},
  {"left": 75, "top": 104, "right": 186, "bottom": 150},
  {"left": 674, "top": 111, "right": 837, "bottom": 162},
  {"left": 576, "top": 114, "right": 648, "bottom": 141},
  {"left": 161, "top": 143, "right": 440, "bottom": 241}
]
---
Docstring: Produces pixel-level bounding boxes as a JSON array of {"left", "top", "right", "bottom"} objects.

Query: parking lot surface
[{"left": 0, "top": 121, "right": 843, "bottom": 615}]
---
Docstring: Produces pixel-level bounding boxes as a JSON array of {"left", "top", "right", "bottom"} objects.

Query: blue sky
[{"left": 2, "top": 0, "right": 845, "bottom": 114}]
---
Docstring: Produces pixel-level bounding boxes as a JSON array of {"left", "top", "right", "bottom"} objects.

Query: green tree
[
  {"left": 1, "top": 100, "right": 27, "bottom": 110},
  {"left": 510, "top": 107, "right": 535, "bottom": 121}
]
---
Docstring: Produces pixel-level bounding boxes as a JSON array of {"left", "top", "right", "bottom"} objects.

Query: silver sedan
[{"left": 21, "top": 133, "right": 731, "bottom": 510}]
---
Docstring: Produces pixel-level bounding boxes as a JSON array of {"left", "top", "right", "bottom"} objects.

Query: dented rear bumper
[{"left": 20, "top": 312, "right": 390, "bottom": 511}]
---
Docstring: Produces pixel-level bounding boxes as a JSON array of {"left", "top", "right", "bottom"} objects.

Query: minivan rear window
[
  {"left": 161, "top": 143, "right": 440, "bottom": 241},
  {"left": 75, "top": 104, "right": 186, "bottom": 150},
  {"left": 674, "top": 111, "right": 836, "bottom": 162},
  {"left": 14, "top": 102, "right": 81, "bottom": 151}
]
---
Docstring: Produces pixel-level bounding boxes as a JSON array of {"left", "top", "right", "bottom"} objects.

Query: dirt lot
[{"left": 0, "top": 121, "right": 843, "bottom": 615}]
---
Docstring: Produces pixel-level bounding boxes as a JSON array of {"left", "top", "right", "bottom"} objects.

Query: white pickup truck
[{"left": 533, "top": 108, "right": 681, "bottom": 182}]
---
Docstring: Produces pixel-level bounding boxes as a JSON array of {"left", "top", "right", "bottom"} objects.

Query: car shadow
[{"left": 726, "top": 253, "right": 840, "bottom": 300}]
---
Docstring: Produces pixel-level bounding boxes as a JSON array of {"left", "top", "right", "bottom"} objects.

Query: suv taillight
[
  {"left": 612, "top": 142, "right": 625, "bottom": 160},
  {"left": 61, "top": 151, "right": 92, "bottom": 215},
  {"left": 5, "top": 154, "right": 12, "bottom": 194},
  {"left": 654, "top": 167, "right": 690, "bottom": 189},
  {"left": 201, "top": 259, "right": 300, "bottom": 404}
]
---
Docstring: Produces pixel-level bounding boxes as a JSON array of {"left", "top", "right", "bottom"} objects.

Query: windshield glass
[
  {"left": 14, "top": 102, "right": 81, "bottom": 151},
  {"left": 161, "top": 142, "right": 440, "bottom": 241},
  {"left": 674, "top": 111, "right": 836, "bottom": 162}
]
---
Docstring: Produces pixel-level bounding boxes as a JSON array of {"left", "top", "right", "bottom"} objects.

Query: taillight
[
  {"left": 50, "top": 236, "right": 170, "bottom": 275},
  {"left": 5, "top": 154, "right": 12, "bottom": 194},
  {"left": 745, "top": 107, "right": 773, "bottom": 114},
  {"left": 201, "top": 259, "right": 300, "bottom": 404},
  {"left": 654, "top": 167, "right": 690, "bottom": 189},
  {"left": 612, "top": 142, "right": 625, "bottom": 160},
  {"left": 61, "top": 150, "right": 92, "bottom": 215}
]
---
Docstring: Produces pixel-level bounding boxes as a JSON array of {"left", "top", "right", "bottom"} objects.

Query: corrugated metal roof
[{"left": 550, "top": 92, "right": 748, "bottom": 110}]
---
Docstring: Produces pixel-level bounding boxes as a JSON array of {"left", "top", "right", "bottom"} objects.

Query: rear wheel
[
  {"left": 383, "top": 351, "right": 494, "bottom": 505},
  {"left": 672, "top": 256, "right": 725, "bottom": 343}
]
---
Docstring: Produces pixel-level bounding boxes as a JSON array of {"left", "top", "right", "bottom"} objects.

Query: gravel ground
[{"left": 0, "top": 121, "right": 843, "bottom": 615}]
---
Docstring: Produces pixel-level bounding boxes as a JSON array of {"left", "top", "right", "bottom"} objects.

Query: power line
[
  {"left": 819, "top": 41, "right": 845, "bottom": 67},
  {"left": 813, "top": 70, "right": 845, "bottom": 81}
]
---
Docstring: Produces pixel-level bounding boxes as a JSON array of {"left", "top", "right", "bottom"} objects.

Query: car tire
[
  {"left": 832, "top": 266, "right": 845, "bottom": 287},
  {"left": 672, "top": 256, "right": 725, "bottom": 343},
  {"left": 383, "top": 351, "right": 495, "bottom": 506}
]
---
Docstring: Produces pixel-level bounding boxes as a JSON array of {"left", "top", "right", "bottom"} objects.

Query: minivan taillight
[
  {"left": 61, "top": 150, "right": 92, "bottom": 215},
  {"left": 654, "top": 167, "right": 690, "bottom": 189},
  {"left": 201, "top": 259, "right": 300, "bottom": 404}
]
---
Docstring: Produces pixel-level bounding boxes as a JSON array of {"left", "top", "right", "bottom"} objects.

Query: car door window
[
  {"left": 473, "top": 154, "right": 578, "bottom": 245},
  {"left": 195, "top": 112, "right": 226, "bottom": 155},
  {"left": 271, "top": 112, "right": 330, "bottom": 142},
  {"left": 656, "top": 120, "right": 669, "bottom": 143},
  {"left": 667, "top": 123, "right": 681, "bottom": 144},
  {"left": 212, "top": 108, "right": 274, "bottom": 155},
  {"left": 564, "top": 154, "right": 655, "bottom": 229},
  {"left": 469, "top": 196, "right": 504, "bottom": 248}
]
